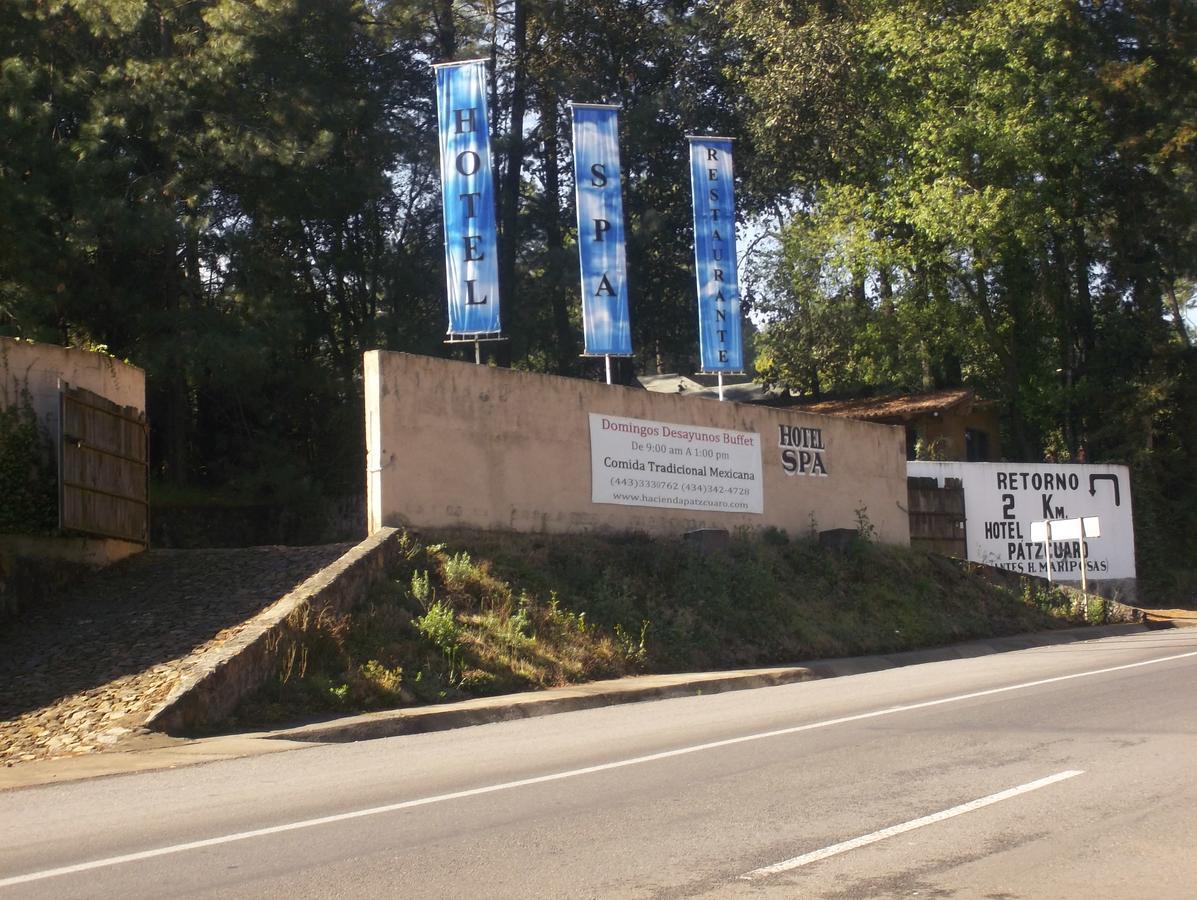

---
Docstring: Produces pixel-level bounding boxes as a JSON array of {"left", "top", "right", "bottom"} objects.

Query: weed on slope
[{"left": 231, "top": 528, "right": 1105, "bottom": 728}]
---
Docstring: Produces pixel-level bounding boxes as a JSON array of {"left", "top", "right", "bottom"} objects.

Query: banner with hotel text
[
  {"left": 688, "top": 137, "right": 743, "bottom": 372},
  {"left": 571, "top": 104, "right": 633, "bottom": 356},
  {"left": 435, "top": 60, "right": 501, "bottom": 336}
]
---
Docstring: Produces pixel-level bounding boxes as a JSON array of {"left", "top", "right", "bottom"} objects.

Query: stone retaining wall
[
  {"left": 145, "top": 527, "right": 404, "bottom": 734},
  {"left": 0, "top": 535, "right": 142, "bottom": 619}
]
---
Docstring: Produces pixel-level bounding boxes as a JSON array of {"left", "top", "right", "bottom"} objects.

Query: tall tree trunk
[
  {"left": 912, "top": 265, "right": 934, "bottom": 390},
  {"left": 851, "top": 272, "right": 867, "bottom": 311},
  {"left": 498, "top": 0, "right": 527, "bottom": 365},
  {"left": 1047, "top": 231, "right": 1075, "bottom": 451},
  {"left": 156, "top": 6, "right": 189, "bottom": 484},
  {"left": 434, "top": 0, "right": 456, "bottom": 59},
  {"left": 539, "top": 89, "right": 574, "bottom": 374},
  {"left": 1166, "top": 280, "right": 1192, "bottom": 346},
  {"left": 157, "top": 240, "right": 191, "bottom": 485},
  {"left": 878, "top": 264, "right": 901, "bottom": 382},
  {"left": 1071, "top": 221, "right": 1094, "bottom": 358},
  {"left": 1070, "top": 219, "right": 1094, "bottom": 453}
]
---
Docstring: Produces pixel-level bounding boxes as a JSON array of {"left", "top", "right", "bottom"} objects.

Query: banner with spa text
[
  {"left": 571, "top": 104, "right": 632, "bottom": 356},
  {"left": 435, "top": 60, "right": 501, "bottom": 336},
  {"left": 688, "top": 137, "right": 743, "bottom": 372}
]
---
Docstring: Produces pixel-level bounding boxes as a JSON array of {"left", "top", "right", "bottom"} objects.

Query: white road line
[
  {"left": 3, "top": 648, "right": 1196, "bottom": 889},
  {"left": 740, "top": 769, "right": 1084, "bottom": 880}
]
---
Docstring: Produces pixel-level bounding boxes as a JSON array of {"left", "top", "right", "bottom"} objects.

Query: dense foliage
[
  {"left": 728, "top": 0, "right": 1196, "bottom": 593},
  {"left": 1, "top": 1, "right": 1193, "bottom": 590}
]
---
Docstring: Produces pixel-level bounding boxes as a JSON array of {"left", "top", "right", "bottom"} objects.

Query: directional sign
[
  {"left": 1042, "top": 517, "right": 1101, "bottom": 542},
  {"left": 1088, "top": 473, "right": 1120, "bottom": 506},
  {"left": 908, "top": 462, "right": 1135, "bottom": 581}
]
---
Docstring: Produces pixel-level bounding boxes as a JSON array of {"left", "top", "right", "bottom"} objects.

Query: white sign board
[
  {"left": 1039, "top": 517, "right": 1100, "bottom": 543},
  {"left": 590, "top": 413, "right": 763, "bottom": 514},
  {"left": 908, "top": 462, "right": 1135, "bottom": 581}
]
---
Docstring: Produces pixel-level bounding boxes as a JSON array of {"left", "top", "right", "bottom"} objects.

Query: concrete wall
[
  {"left": 365, "top": 352, "right": 910, "bottom": 545},
  {"left": 0, "top": 535, "right": 144, "bottom": 619},
  {"left": 1, "top": 339, "right": 147, "bottom": 586},
  {"left": 0, "top": 337, "right": 145, "bottom": 456}
]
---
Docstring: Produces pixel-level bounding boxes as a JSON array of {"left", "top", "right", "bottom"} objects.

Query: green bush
[{"left": 0, "top": 387, "right": 57, "bottom": 534}]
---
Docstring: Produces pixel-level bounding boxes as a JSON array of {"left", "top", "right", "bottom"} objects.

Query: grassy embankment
[{"left": 233, "top": 528, "right": 1119, "bottom": 727}]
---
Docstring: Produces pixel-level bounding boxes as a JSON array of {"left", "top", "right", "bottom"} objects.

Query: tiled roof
[{"left": 797, "top": 389, "right": 976, "bottom": 421}]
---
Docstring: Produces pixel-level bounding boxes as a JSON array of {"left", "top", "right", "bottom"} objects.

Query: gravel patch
[{"left": 0, "top": 545, "right": 352, "bottom": 764}]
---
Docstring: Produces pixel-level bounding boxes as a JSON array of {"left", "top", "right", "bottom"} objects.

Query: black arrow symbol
[{"left": 1089, "top": 473, "right": 1120, "bottom": 506}]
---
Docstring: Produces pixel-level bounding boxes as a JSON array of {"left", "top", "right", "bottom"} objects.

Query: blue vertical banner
[
  {"left": 688, "top": 136, "right": 744, "bottom": 372},
  {"left": 435, "top": 59, "right": 501, "bottom": 336},
  {"left": 570, "top": 103, "right": 633, "bottom": 357}
]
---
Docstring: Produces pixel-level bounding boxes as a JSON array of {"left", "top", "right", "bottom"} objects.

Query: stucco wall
[
  {"left": 0, "top": 337, "right": 146, "bottom": 454},
  {"left": 365, "top": 352, "right": 910, "bottom": 545},
  {"left": 1, "top": 339, "right": 147, "bottom": 588},
  {"left": 915, "top": 407, "right": 1003, "bottom": 461}
]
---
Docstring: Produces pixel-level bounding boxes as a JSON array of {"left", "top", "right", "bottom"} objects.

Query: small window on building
[
  {"left": 965, "top": 427, "right": 990, "bottom": 462},
  {"left": 906, "top": 426, "right": 918, "bottom": 460}
]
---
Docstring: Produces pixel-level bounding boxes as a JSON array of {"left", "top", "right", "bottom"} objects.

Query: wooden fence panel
[
  {"left": 59, "top": 386, "right": 149, "bottom": 545},
  {"left": 907, "top": 476, "right": 966, "bottom": 558}
]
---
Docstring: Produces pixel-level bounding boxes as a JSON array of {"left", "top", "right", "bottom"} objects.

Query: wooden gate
[
  {"left": 59, "top": 385, "right": 149, "bottom": 546},
  {"left": 907, "top": 476, "right": 966, "bottom": 558}
]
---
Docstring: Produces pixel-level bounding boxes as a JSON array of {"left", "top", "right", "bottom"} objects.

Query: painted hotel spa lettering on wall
[{"left": 778, "top": 424, "right": 828, "bottom": 477}]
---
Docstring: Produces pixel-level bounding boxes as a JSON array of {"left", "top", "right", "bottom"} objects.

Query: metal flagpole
[
  {"left": 605, "top": 354, "right": 612, "bottom": 385},
  {"left": 1079, "top": 534, "right": 1088, "bottom": 593},
  {"left": 718, "top": 373, "right": 724, "bottom": 401},
  {"left": 475, "top": 340, "right": 481, "bottom": 365},
  {"left": 1043, "top": 526, "right": 1054, "bottom": 583}
]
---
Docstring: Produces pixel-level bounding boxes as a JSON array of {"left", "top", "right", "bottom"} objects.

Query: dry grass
[{"left": 231, "top": 527, "right": 1096, "bottom": 729}]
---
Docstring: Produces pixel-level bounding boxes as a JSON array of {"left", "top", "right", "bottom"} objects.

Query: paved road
[{"left": 2, "top": 627, "right": 1195, "bottom": 898}]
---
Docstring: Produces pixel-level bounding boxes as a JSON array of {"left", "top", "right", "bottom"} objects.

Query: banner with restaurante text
[{"left": 688, "top": 136, "right": 743, "bottom": 371}]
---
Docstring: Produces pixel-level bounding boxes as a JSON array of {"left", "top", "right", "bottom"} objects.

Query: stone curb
[
  {"left": 267, "top": 621, "right": 1157, "bottom": 746},
  {"left": 797, "top": 621, "right": 1158, "bottom": 677},
  {"left": 1, "top": 620, "right": 1164, "bottom": 792},
  {"left": 143, "top": 528, "right": 404, "bottom": 735},
  {"left": 268, "top": 667, "right": 818, "bottom": 744}
]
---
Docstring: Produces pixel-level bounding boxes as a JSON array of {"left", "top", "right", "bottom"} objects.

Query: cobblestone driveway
[{"left": 0, "top": 544, "right": 352, "bottom": 764}]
